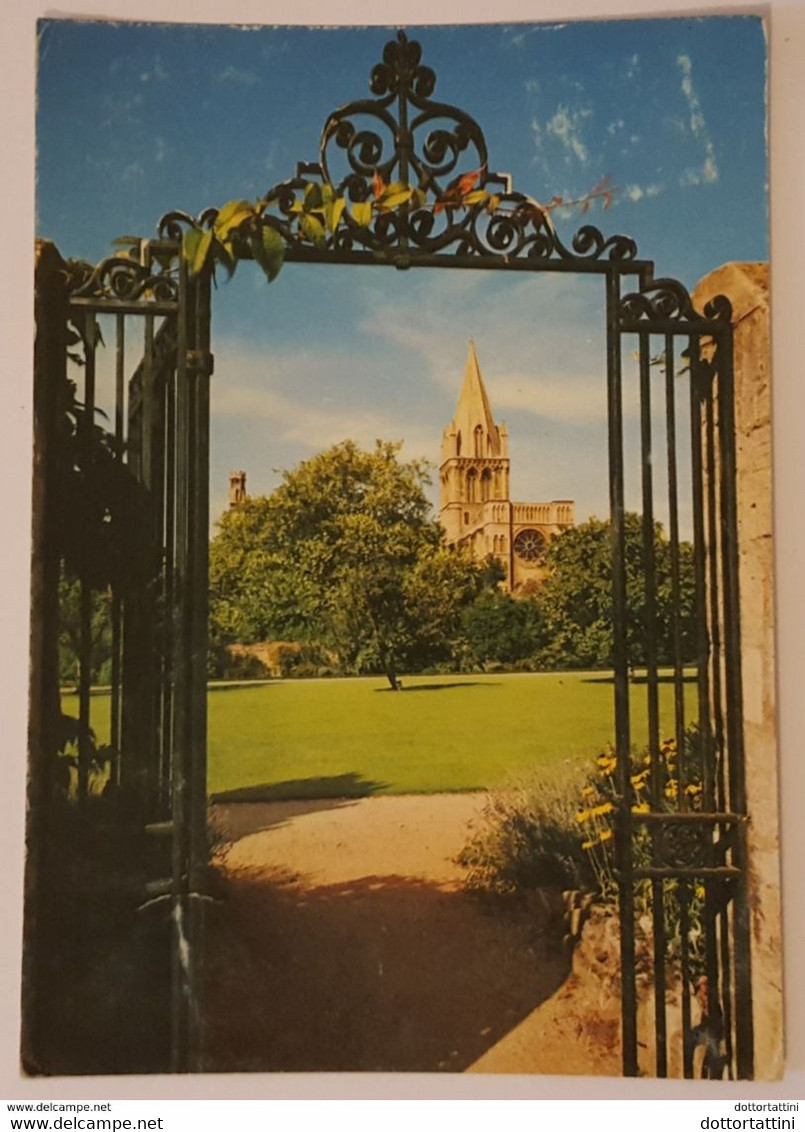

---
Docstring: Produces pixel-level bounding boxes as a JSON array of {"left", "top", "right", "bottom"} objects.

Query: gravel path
[{"left": 203, "top": 793, "right": 571, "bottom": 1073}]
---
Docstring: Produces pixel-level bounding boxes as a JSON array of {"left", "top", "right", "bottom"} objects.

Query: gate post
[{"left": 693, "top": 263, "right": 782, "bottom": 1079}]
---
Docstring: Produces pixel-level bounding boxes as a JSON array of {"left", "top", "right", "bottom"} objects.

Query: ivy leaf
[
  {"left": 299, "top": 213, "right": 327, "bottom": 246},
  {"left": 211, "top": 236, "right": 237, "bottom": 280},
  {"left": 457, "top": 166, "right": 484, "bottom": 195},
  {"left": 213, "top": 200, "right": 255, "bottom": 241},
  {"left": 462, "top": 189, "right": 489, "bottom": 207},
  {"left": 372, "top": 171, "right": 386, "bottom": 200},
  {"left": 486, "top": 194, "right": 501, "bottom": 214},
  {"left": 182, "top": 227, "right": 213, "bottom": 277},
  {"left": 325, "top": 196, "right": 346, "bottom": 234},
  {"left": 251, "top": 224, "right": 285, "bottom": 282},
  {"left": 351, "top": 200, "right": 374, "bottom": 227},
  {"left": 304, "top": 182, "right": 323, "bottom": 211},
  {"left": 379, "top": 183, "right": 413, "bottom": 211}
]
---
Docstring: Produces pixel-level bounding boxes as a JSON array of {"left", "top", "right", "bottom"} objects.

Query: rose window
[{"left": 513, "top": 528, "right": 546, "bottom": 562}]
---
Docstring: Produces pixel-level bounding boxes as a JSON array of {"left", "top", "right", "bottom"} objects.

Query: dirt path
[{"left": 203, "top": 793, "right": 571, "bottom": 1073}]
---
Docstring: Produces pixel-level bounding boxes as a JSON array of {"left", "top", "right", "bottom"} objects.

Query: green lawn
[{"left": 63, "top": 671, "right": 696, "bottom": 800}]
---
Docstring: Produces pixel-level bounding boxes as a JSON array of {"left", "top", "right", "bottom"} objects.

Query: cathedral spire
[{"left": 451, "top": 340, "right": 501, "bottom": 457}]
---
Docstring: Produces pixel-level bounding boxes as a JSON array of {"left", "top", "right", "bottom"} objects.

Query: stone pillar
[{"left": 693, "top": 262, "right": 783, "bottom": 1079}]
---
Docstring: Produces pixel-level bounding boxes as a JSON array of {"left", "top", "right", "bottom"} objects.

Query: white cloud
[
  {"left": 625, "top": 182, "right": 664, "bottom": 202},
  {"left": 546, "top": 105, "right": 590, "bottom": 165},
  {"left": 624, "top": 53, "right": 640, "bottom": 80},
  {"left": 216, "top": 64, "right": 260, "bottom": 86},
  {"left": 676, "top": 52, "right": 719, "bottom": 187}
]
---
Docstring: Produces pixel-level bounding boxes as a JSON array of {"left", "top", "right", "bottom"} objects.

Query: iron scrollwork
[
  {"left": 68, "top": 248, "right": 179, "bottom": 304},
  {"left": 619, "top": 278, "right": 734, "bottom": 328},
  {"left": 255, "top": 30, "right": 639, "bottom": 268}
]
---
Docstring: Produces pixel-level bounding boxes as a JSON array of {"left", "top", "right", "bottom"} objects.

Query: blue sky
[{"left": 36, "top": 17, "right": 768, "bottom": 524}]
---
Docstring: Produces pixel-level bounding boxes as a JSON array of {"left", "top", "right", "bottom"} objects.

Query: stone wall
[{"left": 693, "top": 262, "right": 783, "bottom": 1079}]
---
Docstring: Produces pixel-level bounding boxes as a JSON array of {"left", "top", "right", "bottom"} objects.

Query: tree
[
  {"left": 534, "top": 514, "right": 696, "bottom": 670},
  {"left": 58, "top": 571, "right": 113, "bottom": 687},
  {"left": 462, "top": 590, "right": 547, "bottom": 667},
  {"left": 209, "top": 440, "right": 487, "bottom": 689}
]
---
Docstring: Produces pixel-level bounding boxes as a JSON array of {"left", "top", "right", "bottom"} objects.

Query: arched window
[
  {"left": 474, "top": 425, "right": 484, "bottom": 457},
  {"left": 456, "top": 431, "right": 462, "bottom": 456},
  {"left": 481, "top": 468, "right": 492, "bottom": 502},
  {"left": 466, "top": 468, "right": 477, "bottom": 502}
]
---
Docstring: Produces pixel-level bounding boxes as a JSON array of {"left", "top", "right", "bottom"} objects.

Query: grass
[{"left": 64, "top": 670, "right": 697, "bottom": 800}]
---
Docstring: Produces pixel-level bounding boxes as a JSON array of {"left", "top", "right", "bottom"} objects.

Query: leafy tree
[
  {"left": 534, "top": 514, "right": 696, "bottom": 670},
  {"left": 462, "top": 591, "right": 547, "bottom": 667},
  {"left": 58, "top": 571, "right": 113, "bottom": 687},
  {"left": 209, "top": 440, "right": 487, "bottom": 689}
]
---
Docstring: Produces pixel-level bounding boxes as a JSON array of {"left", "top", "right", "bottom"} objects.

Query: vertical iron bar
[
  {"left": 77, "top": 310, "right": 97, "bottom": 802},
  {"left": 607, "top": 270, "right": 637, "bottom": 1076},
  {"left": 680, "top": 878, "right": 693, "bottom": 1077},
  {"left": 719, "top": 890, "right": 735, "bottom": 1077},
  {"left": 715, "top": 327, "right": 754, "bottom": 1078},
  {"left": 638, "top": 330, "right": 666, "bottom": 1077},
  {"left": 704, "top": 376, "right": 726, "bottom": 813},
  {"left": 688, "top": 340, "right": 713, "bottom": 810},
  {"left": 170, "top": 258, "right": 191, "bottom": 1075},
  {"left": 664, "top": 334, "right": 687, "bottom": 798},
  {"left": 110, "top": 313, "right": 125, "bottom": 785},
  {"left": 187, "top": 267, "right": 212, "bottom": 1073},
  {"left": 690, "top": 342, "right": 723, "bottom": 1077},
  {"left": 161, "top": 325, "right": 177, "bottom": 816}
]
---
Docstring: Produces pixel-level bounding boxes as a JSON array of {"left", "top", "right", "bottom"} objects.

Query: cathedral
[{"left": 439, "top": 342, "right": 574, "bottom": 591}]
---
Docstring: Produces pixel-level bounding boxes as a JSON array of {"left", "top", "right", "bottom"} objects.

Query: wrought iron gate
[
  {"left": 28, "top": 241, "right": 211, "bottom": 1073},
  {"left": 28, "top": 28, "right": 753, "bottom": 1077}
]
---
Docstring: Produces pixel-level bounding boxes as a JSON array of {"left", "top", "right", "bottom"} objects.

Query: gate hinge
[{"left": 186, "top": 349, "right": 214, "bottom": 376}]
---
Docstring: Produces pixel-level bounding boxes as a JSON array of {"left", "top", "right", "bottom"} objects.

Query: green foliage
[
  {"left": 58, "top": 572, "right": 113, "bottom": 686},
  {"left": 462, "top": 590, "right": 547, "bottom": 667},
  {"left": 458, "top": 765, "right": 597, "bottom": 895},
  {"left": 534, "top": 514, "right": 696, "bottom": 670},
  {"left": 209, "top": 440, "right": 487, "bottom": 689}
]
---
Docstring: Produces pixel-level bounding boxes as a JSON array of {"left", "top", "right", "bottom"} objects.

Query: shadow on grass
[
  {"left": 207, "top": 681, "right": 275, "bottom": 694},
  {"left": 374, "top": 681, "right": 499, "bottom": 693},
  {"left": 211, "top": 772, "right": 388, "bottom": 804},
  {"left": 581, "top": 673, "right": 697, "bottom": 685},
  {"left": 204, "top": 871, "right": 571, "bottom": 1073},
  {"left": 209, "top": 774, "right": 389, "bottom": 844}
]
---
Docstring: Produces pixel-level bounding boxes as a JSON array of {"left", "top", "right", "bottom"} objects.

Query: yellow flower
[
  {"left": 631, "top": 770, "right": 649, "bottom": 789},
  {"left": 589, "top": 801, "right": 614, "bottom": 819},
  {"left": 632, "top": 801, "right": 650, "bottom": 814},
  {"left": 599, "top": 829, "right": 614, "bottom": 843},
  {"left": 685, "top": 783, "right": 702, "bottom": 796},
  {"left": 581, "top": 785, "right": 596, "bottom": 799},
  {"left": 581, "top": 838, "right": 596, "bottom": 851},
  {"left": 695, "top": 884, "right": 706, "bottom": 901},
  {"left": 665, "top": 781, "right": 679, "bottom": 800},
  {"left": 576, "top": 809, "right": 591, "bottom": 824}
]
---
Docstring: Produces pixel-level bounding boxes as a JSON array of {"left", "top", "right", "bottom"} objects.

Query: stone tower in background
[
  {"left": 439, "top": 342, "right": 574, "bottom": 590},
  {"left": 229, "top": 469, "right": 247, "bottom": 507}
]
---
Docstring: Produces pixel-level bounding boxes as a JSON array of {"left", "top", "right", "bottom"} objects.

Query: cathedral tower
[
  {"left": 439, "top": 341, "right": 512, "bottom": 577},
  {"left": 439, "top": 341, "right": 574, "bottom": 590}
]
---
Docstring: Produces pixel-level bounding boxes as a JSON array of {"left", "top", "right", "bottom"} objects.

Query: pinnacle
[{"left": 452, "top": 340, "right": 500, "bottom": 454}]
